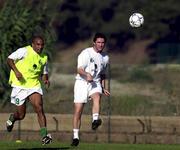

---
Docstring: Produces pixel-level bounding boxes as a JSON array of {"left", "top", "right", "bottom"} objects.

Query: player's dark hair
[
  {"left": 93, "top": 33, "right": 107, "bottom": 43},
  {"left": 32, "top": 35, "right": 44, "bottom": 43}
]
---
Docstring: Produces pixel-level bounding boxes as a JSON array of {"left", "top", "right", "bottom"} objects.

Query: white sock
[
  {"left": 92, "top": 113, "right": 99, "bottom": 121},
  {"left": 73, "top": 129, "right": 79, "bottom": 139}
]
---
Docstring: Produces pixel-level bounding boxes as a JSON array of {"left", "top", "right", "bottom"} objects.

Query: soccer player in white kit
[{"left": 71, "top": 33, "right": 110, "bottom": 146}]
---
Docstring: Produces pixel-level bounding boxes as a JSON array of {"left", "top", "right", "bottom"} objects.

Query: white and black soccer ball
[{"left": 129, "top": 13, "right": 144, "bottom": 28}]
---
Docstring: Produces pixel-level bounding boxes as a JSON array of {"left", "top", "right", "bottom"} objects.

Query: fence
[
  {"left": 2, "top": 52, "right": 180, "bottom": 143},
  {"left": 42, "top": 62, "right": 180, "bottom": 116}
]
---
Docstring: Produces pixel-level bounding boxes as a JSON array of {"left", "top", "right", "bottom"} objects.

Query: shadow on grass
[{"left": 17, "top": 147, "right": 71, "bottom": 150}]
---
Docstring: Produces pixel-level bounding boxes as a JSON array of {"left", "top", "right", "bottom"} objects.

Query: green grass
[{"left": 1, "top": 141, "right": 180, "bottom": 150}]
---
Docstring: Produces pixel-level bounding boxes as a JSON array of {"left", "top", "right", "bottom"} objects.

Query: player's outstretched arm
[
  {"left": 101, "top": 74, "right": 110, "bottom": 96},
  {"left": 42, "top": 74, "right": 50, "bottom": 88},
  {"left": 7, "top": 58, "right": 23, "bottom": 80}
]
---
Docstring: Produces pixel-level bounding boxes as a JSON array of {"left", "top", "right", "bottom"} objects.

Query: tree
[
  {"left": 54, "top": 0, "right": 180, "bottom": 53},
  {"left": 0, "top": 0, "right": 56, "bottom": 105}
]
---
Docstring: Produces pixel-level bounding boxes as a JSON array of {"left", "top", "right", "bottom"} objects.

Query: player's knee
[
  {"left": 15, "top": 111, "right": 25, "bottom": 120},
  {"left": 74, "top": 110, "right": 82, "bottom": 117},
  {"left": 35, "top": 105, "right": 43, "bottom": 114},
  {"left": 19, "top": 113, "right": 25, "bottom": 120}
]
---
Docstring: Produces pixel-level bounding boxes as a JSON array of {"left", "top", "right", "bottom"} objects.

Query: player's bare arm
[
  {"left": 7, "top": 58, "right": 23, "bottom": 80},
  {"left": 77, "top": 67, "right": 93, "bottom": 82},
  {"left": 101, "top": 74, "right": 110, "bottom": 96},
  {"left": 42, "top": 74, "right": 50, "bottom": 88}
]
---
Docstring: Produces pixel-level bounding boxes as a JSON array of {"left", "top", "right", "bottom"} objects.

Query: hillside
[
  {"left": 54, "top": 39, "right": 153, "bottom": 65},
  {"left": 27, "top": 39, "right": 178, "bottom": 117},
  {"left": 2, "top": 39, "right": 179, "bottom": 116}
]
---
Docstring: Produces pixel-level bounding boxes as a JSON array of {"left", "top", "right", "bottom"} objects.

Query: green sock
[
  {"left": 40, "top": 127, "right": 47, "bottom": 138},
  {"left": 9, "top": 114, "right": 15, "bottom": 123}
]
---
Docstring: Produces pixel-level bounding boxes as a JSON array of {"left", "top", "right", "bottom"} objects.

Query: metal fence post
[
  {"left": 18, "top": 120, "right": 21, "bottom": 140},
  {"left": 107, "top": 63, "right": 111, "bottom": 143}
]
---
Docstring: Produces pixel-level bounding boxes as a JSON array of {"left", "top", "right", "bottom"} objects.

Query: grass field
[{"left": 1, "top": 141, "right": 180, "bottom": 150}]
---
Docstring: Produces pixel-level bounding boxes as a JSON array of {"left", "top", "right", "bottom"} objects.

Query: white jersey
[
  {"left": 76, "top": 47, "right": 109, "bottom": 82},
  {"left": 8, "top": 47, "right": 48, "bottom": 74}
]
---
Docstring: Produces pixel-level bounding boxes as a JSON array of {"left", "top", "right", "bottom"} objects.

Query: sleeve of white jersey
[
  {"left": 8, "top": 47, "right": 27, "bottom": 60},
  {"left": 77, "top": 50, "right": 88, "bottom": 69},
  {"left": 43, "top": 62, "right": 48, "bottom": 74}
]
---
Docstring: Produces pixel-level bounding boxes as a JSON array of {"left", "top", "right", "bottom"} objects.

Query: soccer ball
[{"left": 129, "top": 13, "right": 144, "bottom": 27}]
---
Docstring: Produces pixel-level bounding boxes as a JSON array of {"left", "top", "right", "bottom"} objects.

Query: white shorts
[
  {"left": 10, "top": 87, "right": 43, "bottom": 106},
  {"left": 74, "top": 80, "right": 102, "bottom": 103}
]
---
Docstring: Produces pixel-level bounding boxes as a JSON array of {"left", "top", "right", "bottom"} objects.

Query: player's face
[
  {"left": 32, "top": 38, "right": 44, "bottom": 54},
  {"left": 93, "top": 38, "right": 106, "bottom": 53}
]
